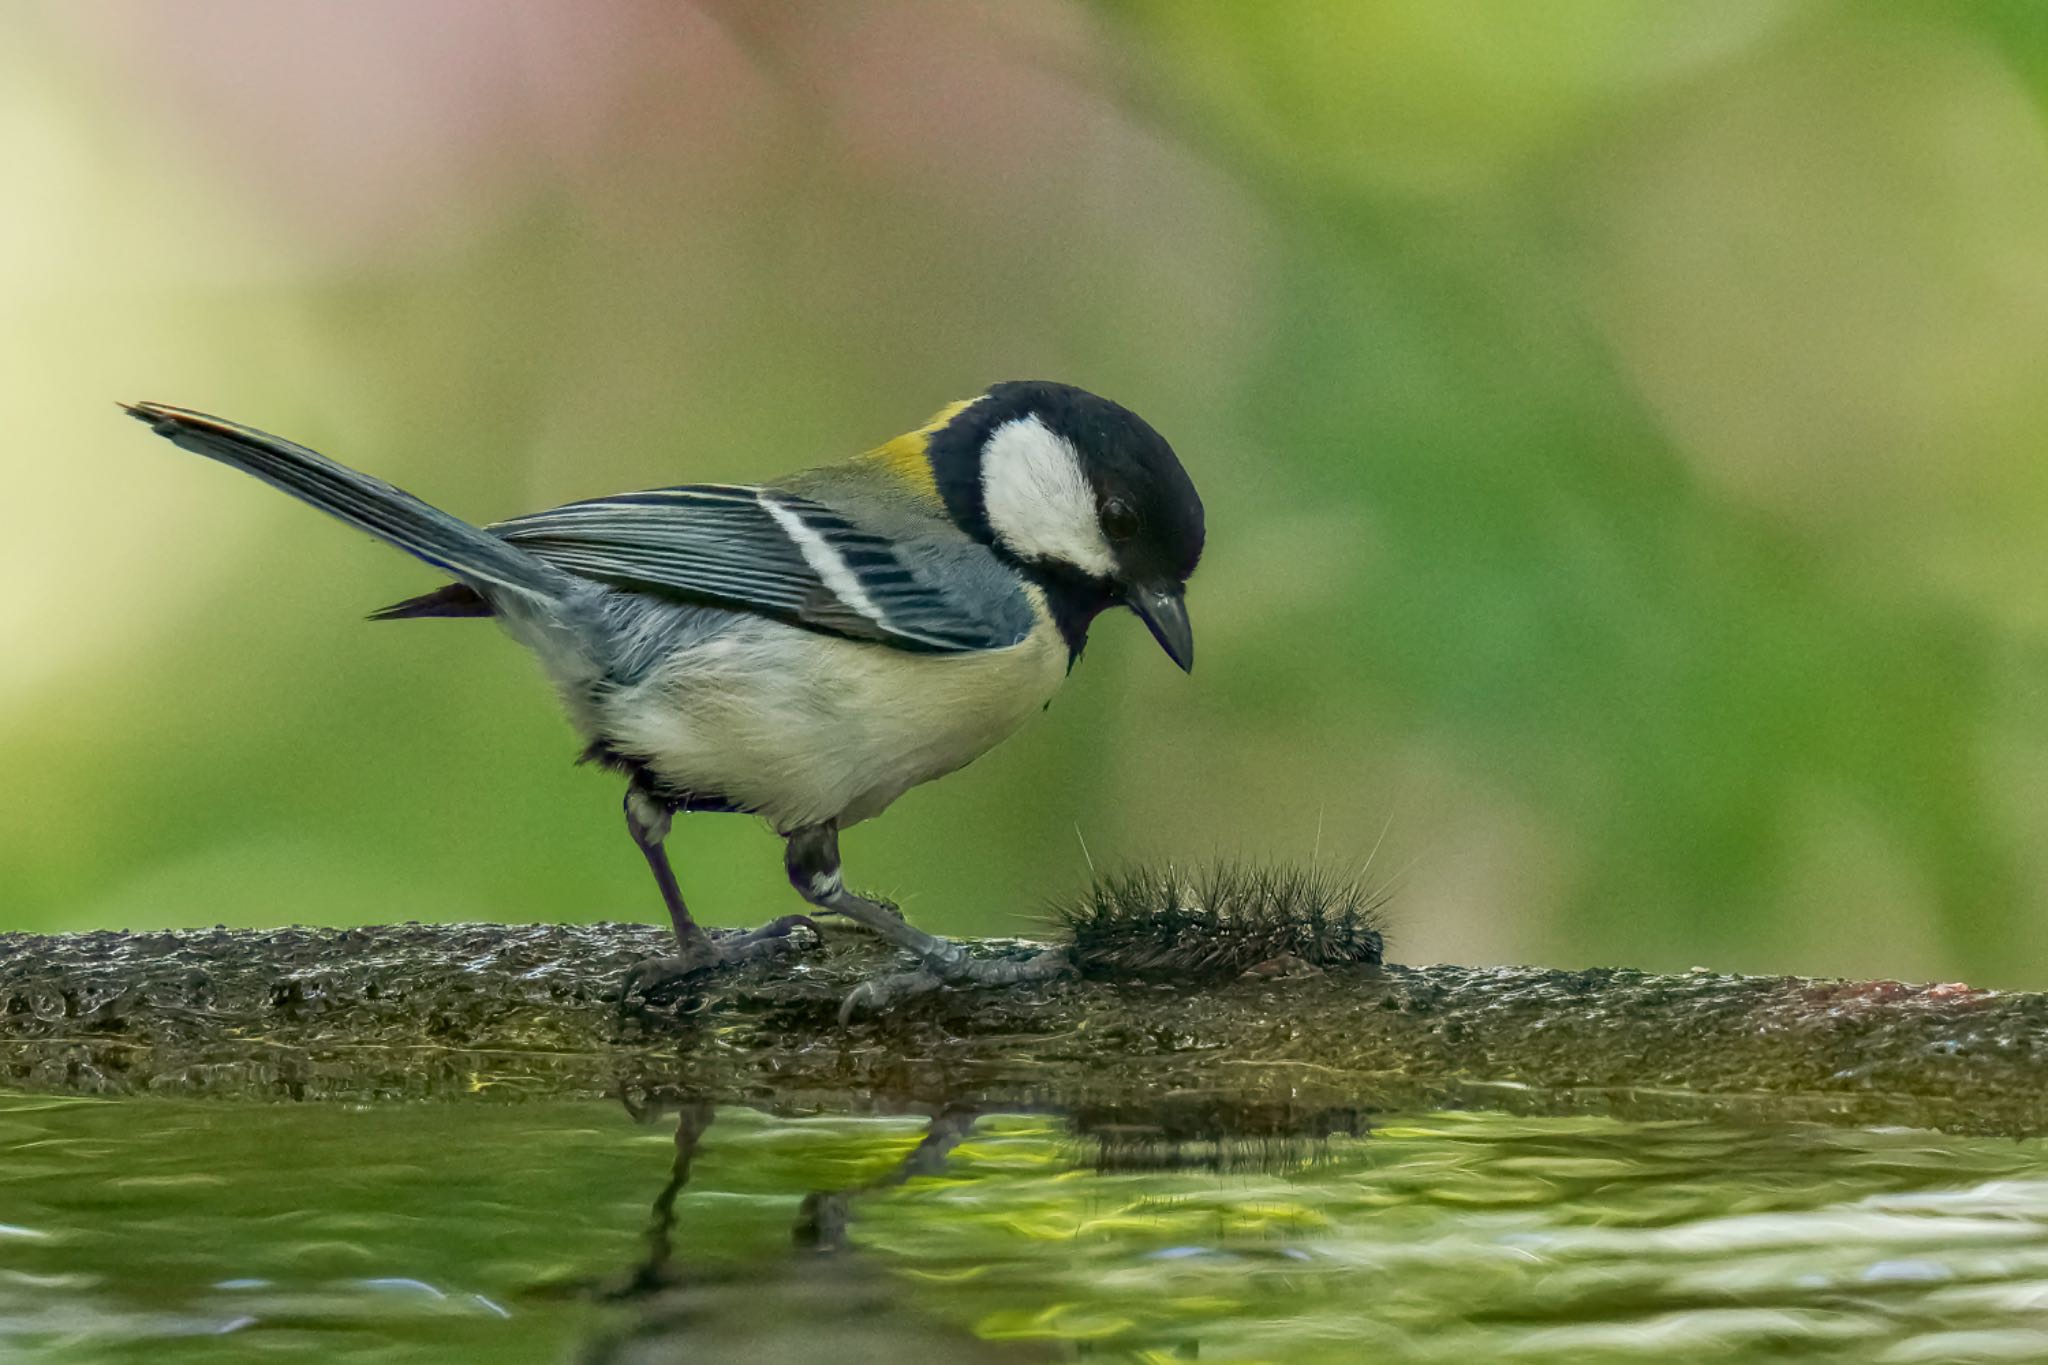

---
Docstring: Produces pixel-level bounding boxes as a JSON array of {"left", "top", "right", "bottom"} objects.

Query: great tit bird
[{"left": 124, "top": 382, "right": 1204, "bottom": 1012}]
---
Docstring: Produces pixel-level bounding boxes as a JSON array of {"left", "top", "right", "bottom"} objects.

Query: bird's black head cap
[{"left": 928, "top": 381, "right": 1204, "bottom": 668}]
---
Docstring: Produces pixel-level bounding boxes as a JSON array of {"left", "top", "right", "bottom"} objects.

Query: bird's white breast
[{"left": 597, "top": 600, "right": 1071, "bottom": 832}]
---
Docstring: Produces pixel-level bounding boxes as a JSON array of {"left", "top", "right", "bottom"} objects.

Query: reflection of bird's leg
[
  {"left": 626, "top": 1102, "right": 717, "bottom": 1296},
  {"left": 794, "top": 1107, "right": 984, "bottom": 1254},
  {"left": 792, "top": 1190, "right": 851, "bottom": 1253},
  {"left": 782, "top": 824, "right": 1070, "bottom": 1019},
  {"left": 883, "top": 1106, "right": 983, "bottom": 1184},
  {"left": 621, "top": 789, "right": 819, "bottom": 1002}
]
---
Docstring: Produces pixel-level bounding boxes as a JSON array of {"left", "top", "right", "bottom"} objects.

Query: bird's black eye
[{"left": 1102, "top": 499, "right": 1140, "bottom": 541}]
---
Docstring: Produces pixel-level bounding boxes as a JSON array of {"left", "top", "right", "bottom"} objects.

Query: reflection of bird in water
[
  {"left": 576, "top": 1091, "right": 1361, "bottom": 1363},
  {"left": 607, "top": 1098, "right": 715, "bottom": 1302},
  {"left": 575, "top": 1095, "right": 1052, "bottom": 1365},
  {"left": 791, "top": 1106, "right": 983, "bottom": 1255}
]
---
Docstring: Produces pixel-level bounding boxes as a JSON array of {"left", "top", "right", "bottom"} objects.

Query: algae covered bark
[{"left": 3, "top": 921, "right": 2046, "bottom": 1137}]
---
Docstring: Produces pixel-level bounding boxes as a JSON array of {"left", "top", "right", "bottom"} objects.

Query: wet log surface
[{"left": 2, "top": 923, "right": 2044, "bottom": 1136}]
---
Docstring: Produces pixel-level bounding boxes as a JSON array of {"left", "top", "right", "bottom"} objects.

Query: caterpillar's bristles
[{"left": 1059, "top": 860, "right": 1389, "bottom": 981}]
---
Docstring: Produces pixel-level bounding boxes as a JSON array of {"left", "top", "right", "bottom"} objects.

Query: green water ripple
[{"left": 1, "top": 1094, "right": 2046, "bottom": 1362}]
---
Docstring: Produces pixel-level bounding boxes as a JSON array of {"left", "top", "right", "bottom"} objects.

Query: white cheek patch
[{"left": 979, "top": 415, "right": 1116, "bottom": 577}]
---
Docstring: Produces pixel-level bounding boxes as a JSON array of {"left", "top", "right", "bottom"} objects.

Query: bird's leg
[
  {"left": 782, "top": 824, "right": 1070, "bottom": 1020},
  {"left": 627, "top": 792, "right": 718, "bottom": 971},
  {"left": 621, "top": 789, "right": 818, "bottom": 1003}
]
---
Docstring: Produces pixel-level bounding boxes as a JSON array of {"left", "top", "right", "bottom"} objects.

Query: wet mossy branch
[{"left": 2, "top": 914, "right": 2045, "bottom": 1135}]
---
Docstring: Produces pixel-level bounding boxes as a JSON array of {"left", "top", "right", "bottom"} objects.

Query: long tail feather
[{"left": 123, "top": 402, "right": 569, "bottom": 607}]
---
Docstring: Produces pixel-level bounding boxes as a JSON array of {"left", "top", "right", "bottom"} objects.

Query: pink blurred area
[
  {"left": 54, "top": 1, "right": 1132, "bottom": 256},
  {"left": 64, "top": 0, "right": 755, "bottom": 249}
]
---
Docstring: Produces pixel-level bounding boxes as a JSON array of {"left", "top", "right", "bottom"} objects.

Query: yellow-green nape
[
  {"left": 921, "top": 396, "right": 980, "bottom": 430},
  {"left": 859, "top": 396, "right": 978, "bottom": 503}
]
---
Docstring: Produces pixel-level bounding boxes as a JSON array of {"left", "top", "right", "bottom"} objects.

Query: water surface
[{"left": 4, "top": 1092, "right": 2047, "bottom": 1362}]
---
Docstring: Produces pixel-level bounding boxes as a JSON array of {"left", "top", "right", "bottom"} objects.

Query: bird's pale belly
[{"left": 598, "top": 610, "right": 1070, "bottom": 832}]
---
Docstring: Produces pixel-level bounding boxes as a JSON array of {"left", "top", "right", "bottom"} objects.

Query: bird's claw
[
  {"left": 621, "top": 954, "right": 715, "bottom": 1006},
  {"left": 837, "top": 968, "right": 947, "bottom": 1023},
  {"left": 620, "top": 916, "right": 822, "bottom": 1007},
  {"left": 835, "top": 947, "right": 1073, "bottom": 1022}
]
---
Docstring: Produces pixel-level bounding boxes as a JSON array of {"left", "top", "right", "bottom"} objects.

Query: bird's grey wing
[{"left": 489, "top": 484, "right": 1032, "bottom": 654}]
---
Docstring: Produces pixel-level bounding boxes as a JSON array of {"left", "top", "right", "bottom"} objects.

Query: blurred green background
[{"left": 7, "top": 0, "right": 2048, "bottom": 987}]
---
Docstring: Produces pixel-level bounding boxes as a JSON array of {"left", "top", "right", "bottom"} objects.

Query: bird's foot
[
  {"left": 837, "top": 944, "right": 1072, "bottom": 1023},
  {"left": 714, "top": 913, "right": 822, "bottom": 959},
  {"left": 621, "top": 915, "right": 821, "bottom": 1006},
  {"left": 836, "top": 967, "right": 947, "bottom": 1022}
]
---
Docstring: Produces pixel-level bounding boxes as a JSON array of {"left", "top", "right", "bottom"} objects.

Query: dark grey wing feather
[{"left": 490, "top": 485, "right": 1030, "bottom": 653}]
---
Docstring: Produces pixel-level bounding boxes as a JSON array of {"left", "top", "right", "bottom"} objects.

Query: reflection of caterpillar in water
[
  {"left": 1059, "top": 862, "right": 1388, "bottom": 982},
  {"left": 1069, "top": 1096, "right": 1369, "bottom": 1174}
]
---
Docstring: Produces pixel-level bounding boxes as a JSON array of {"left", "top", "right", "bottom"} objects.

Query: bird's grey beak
[{"left": 1128, "top": 585, "right": 1194, "bottom": 673}]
